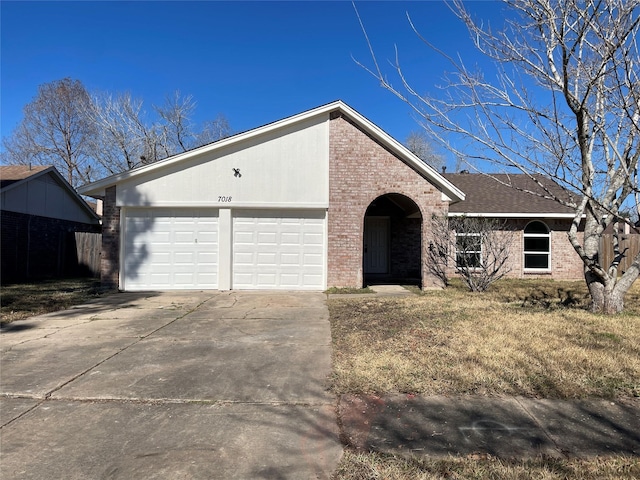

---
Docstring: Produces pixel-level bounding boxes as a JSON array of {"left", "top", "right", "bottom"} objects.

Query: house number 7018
[{"left": 218, "top": 196, "right": 232, "bottom": 202}]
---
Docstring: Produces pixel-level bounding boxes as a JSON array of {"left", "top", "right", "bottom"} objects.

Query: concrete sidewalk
[
  {"left": 1, "top": 291, "right": 342, "bottom": 479},
  {"left": 339, "top": 394, "right": 640, "bottom": 458}
]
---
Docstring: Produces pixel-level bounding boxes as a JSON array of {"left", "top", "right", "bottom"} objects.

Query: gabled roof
[
  {"left": 0, "top": 165, "right": 51, "bottom": 189},
  {"left": 78, "top": 101, "right": 465, "bottom": 203},
  {"left": 443, "top": 173, "right": 577, "bottom": 218},
  {"left": 0, "top": 165, "right": 101, "bottom": 220}
]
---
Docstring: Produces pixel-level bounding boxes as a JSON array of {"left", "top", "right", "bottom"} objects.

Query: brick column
[
  {"left": 101, "top": 186, "right": 120, "bottom": 289},
  {"left": 328, "top": 113, "right": 448, "bottom": 289}
]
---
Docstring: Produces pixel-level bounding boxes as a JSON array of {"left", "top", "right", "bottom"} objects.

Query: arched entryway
[{"left": 363, "top": 193, "right": 422, "bottom": 286}]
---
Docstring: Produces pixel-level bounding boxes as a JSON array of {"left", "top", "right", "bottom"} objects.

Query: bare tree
[
  {"left": 3, "top": 81, "right": 233, "bottom": 182},
  {"left": 86, "top": 92, "right": 153, "bottom": 174},
  {"left": 2, "top": 78, "right": 97, "bottom": 186},
  {"left": 197, "top": 114, "right": 232, "bottom": 146},
  {"left": 428, "top": 214, "right": 513, "bottom": 292},
  {"left": 89, "top": 91, "right": 233, "bottom": 174},
  {"left": 154, "top": 91, "right": 197, "bottom": 155},
  {"left": 154, "top": 92, "right": 231, "bottom": 155},
  {"left": 357, "top": 0, "right": 640, "bottom": 313},
  {"left": 405, "top": 130, "right": 446, "bottom": 171}
]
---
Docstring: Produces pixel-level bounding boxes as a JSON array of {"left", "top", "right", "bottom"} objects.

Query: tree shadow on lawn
[
  {"left": 485, "top": 278, "right": 640, "bottom": 315},
  {"left": 0, "top": 278, "right": 160, "bottom": 327}
]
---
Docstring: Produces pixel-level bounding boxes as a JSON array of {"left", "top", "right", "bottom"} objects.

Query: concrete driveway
[{"left": 1, "top": 291, "right": 342, "bottom": 479}]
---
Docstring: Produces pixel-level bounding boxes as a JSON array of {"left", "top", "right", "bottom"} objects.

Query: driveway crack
[
  {"left": 42, "top": 295, "right": 217, "bottom": 400},
  {"left": 1, "top": 315, "right": 106, "bottom": 353},
  {"left": 514, "top": 397, "right": 568, "bottom": 458}
]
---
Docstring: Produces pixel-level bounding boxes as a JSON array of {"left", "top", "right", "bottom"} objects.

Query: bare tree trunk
[
  {"left": 604, "top": 289, "right": 625, "bottom": 315},
  {"left": 586, "top": 271, "right": 606, "bottom": 313},
  {"left": 586, "top": 270, "right": 630, "bottom": 314}
]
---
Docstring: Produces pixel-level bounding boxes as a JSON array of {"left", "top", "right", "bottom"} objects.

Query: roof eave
[
  {"left": 0, "top": 166, "right": 54, "bottom": 194},
  {"left": 448, "top": 212, "right": 581, "bottom": 218},
  {"left": 79, "top": 102, "right": 348, "bottom": 197},
  {"left": 335, "top": 103, "right": 465, "bottom": 203},
  {"left": 2, "top": 166, "right": 100, "bottom": 221},
  {"left": 78, "top": 101, "right": 466, "bottom": 203}
]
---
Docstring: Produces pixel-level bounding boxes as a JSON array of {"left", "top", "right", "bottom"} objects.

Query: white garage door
[
  {"left": 123, "top": 208, "right": 219, "bottom": 290},
  {"left": 232, "top": 210, "right": 326, "bottom": 290}
]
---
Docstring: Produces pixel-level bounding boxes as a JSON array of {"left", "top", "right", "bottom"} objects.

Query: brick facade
[
  {"left": 505, "top": 219, "right": 583, "bottom": 280},
  {"left": 327, "top": 113, "right": 448, "bottom": 288},
  {"left": 101, "top": 186, "right": 120, "bottom": 288},
  {"left": 444, "top": 218, "right": 584, "bottom": 281},
  {"left": 1, "top": 210, "right": 100, "bottom": 282},
  {"left": 92, "top": 113, "right": 585, "bottom": 291}
]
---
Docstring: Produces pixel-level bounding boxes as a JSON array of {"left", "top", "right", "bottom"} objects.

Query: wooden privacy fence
[
  {"left": 74, "top": 231, "right": 101, "bottom": 277},
  {"left": 600, "top": 233, "right": 640, "bottom": 275}
]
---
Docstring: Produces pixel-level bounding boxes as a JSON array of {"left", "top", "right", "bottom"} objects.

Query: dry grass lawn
[
  {"left": 329, "top": 279, "right": 640, "bottom": 399},
  {"left": 333, "top": 451, "right": 640, "bottom": 480},
  {"left": 0, "top": 278, "right": 105, "bottom": 325},
  {"left": 330, "top": 279, "right": 639, "bottom": 479}
]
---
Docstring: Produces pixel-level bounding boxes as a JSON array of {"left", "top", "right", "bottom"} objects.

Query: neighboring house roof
[
  {"left": 443, "top": 173, "right": 577, "bottom": 218},
  {"left": 0, "top": 165, "right": 51, "bottom": 189},
  {"left": 0, "top": 165, "right": 100, "bottom": 222},
  {"left": 78, "top": 100, "right": 466, "bottom": 204}
]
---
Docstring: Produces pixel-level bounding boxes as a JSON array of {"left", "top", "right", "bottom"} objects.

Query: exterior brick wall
[
  {"left": 1, "top": 210, "right": 100, "bottom": 282},
  {"left": 327, "top": 113, "right": 448, "bottom": 288},
  {"left": 101, "top": 185, "right": 120, "bottom": 289},
  {"left": 547, "top": 219, "right": 584, "bottom": 280},
  {"left": 508, "top": 218, "right": 583, "bottom": 280},
  {"left": 443, "top": 218, "right": 584, "bottom": 281}
]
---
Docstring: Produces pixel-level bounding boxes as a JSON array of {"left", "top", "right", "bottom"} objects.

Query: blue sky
[{"left": 1, "top": 1, "right": 505, "bottom": 169}]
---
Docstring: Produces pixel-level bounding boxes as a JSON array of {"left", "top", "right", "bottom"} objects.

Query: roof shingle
[
  {"left": 0, "top": 165, "right": 51, "bottom": 189},
  {"left": 444, "top": 173, "right": 576, "bottom": 215}
]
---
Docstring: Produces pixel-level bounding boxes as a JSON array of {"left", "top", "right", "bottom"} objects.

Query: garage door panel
[
  {"left": 257, "top": 232, "right": 277, "bottom": 244},
  {"left": 198, "top": 250, "right": 218, "bottom": 259},
  {"left": 257, "top": 252, "right": 277, "bottom": 264},
  {"left": 174, "top": 232, "right": 194, "bottom": 244},
  {"left": 303, "top": 253, "right": 323, "bottom": 265},
  {"left": 234, "top": 252, "right": 255, "bottom": 264},
  {"left": 257, "top": 273, "right": 277, "bottom": 285},
  {"left": 197, "top": 232, "right": 218, "bottom": 244},
  {"left": 280, "top": 233, "right": 300, "bottom": 244},
  {"left": 123, "top": 208, "right": 218, "bottom": 291},
  {"left": 280, "top": 253, "right": 300, "bottom": 264},
  {"left": 174, "top": 273, "right": 195, "bottom": 285},
  {"left": 232, "top": 210, "right": 326, "bottom": 290},
  {"left": 174, "top": 251, "right": 195, "bottom": 260},
  {"left": 235, "top": 231, "right": 255, "bottom": 243},
  {"left": 303, "top": 274, "right": 323, "bottom": 285},
  {"left": 149, "top": 252, "right": 172, "bottom": 263}
]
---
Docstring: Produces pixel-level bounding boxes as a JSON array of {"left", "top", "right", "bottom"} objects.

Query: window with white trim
[
  {"left": 455, "top": 232, "right": 482, "bottom": 268},
  {"left": 524, "top": 221, "right": 550, "bottom": 270}
]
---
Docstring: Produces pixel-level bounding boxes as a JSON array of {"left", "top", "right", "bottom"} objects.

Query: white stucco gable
[
  {"left": 116, "top": 114, "right": 329, "bottom": 209},
  {"left": 78, "top": 101, "right": 464, "bottom": 206}
]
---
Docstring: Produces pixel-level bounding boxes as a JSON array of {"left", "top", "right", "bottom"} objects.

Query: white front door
[{"left": 364, "top": 217, "right": 389, "bottom": 274}]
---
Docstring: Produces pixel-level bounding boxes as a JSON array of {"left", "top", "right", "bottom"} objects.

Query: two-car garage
[
  {"left": 121, "top": 208, "right": 326, "bottom": 291},
  {"left": 79, "top": 101, "right": 465, "bottom": 292}
]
